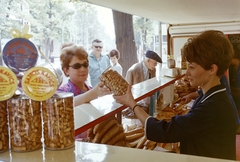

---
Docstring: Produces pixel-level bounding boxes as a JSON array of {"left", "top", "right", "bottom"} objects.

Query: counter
[
  {"left": 74, "top": 75, "right": 184, "bottom": 135},
  {"left": 1, "top": 75, "right": 189, "bottom": 161},
  {"left": 0, "top": 75, "right": 237, "bottom": 162},
  {"left": 0, "top": 141, "right": 235, "bottom": 162}
]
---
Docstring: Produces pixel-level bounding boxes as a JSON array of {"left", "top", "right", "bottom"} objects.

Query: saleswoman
[{"left": 113, "top": 30, "right": 236, "bottom": 160}]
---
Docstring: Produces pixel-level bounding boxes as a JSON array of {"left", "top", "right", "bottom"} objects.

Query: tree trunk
[{"left": 112, "top": 10, "right": 137, "bottom": 77}]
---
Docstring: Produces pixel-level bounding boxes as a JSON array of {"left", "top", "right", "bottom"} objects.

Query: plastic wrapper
[
  {"left": 7, "top": 95, "right": 42, "bottom": 152},
  {"left": 0, "top": 100, "right": 9, "bottom": 153},
  {"left": 42, "top": 92, "right": 75, "bottom": 150},
  {"left": 99, "top": 68, "right": 129, "bottom": 96}
]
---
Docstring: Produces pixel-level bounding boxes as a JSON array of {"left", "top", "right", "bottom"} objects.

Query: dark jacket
[{"left": 146, "top": 84, "right": 236, "bottom": 160}]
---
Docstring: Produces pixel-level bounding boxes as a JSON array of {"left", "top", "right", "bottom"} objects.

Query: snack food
[
  {"left": 106, "top": 132, "right": 126, "bottom": 145},
  {"left": 89, "top": 117, "right": 127, "bottom": 146},
  {"left": 101, "top": 124, "right": 123, "bottom": 144},
  {"left": 99, "top": 69, "right": 129, "bottom": 95},
  {"left": 7, "top": 95, "right": 42, "bottom": 152},
  {"left": 42, "top": 92, "right": 75, "bottom": 150},
  {"left": 0, "top": 101, "right": 9, "bottom": 153},
  {"left": 92, "top": 119, "right": 118, "bottom": 143}
]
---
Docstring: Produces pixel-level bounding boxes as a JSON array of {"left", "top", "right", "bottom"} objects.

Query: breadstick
[
  {"left": 126, "top": 132, "right": 144, "bottom": 141},
  {"left": 92, "top": 119, "right": 118, "bottom": 143},
  {"left": 145, "top": 140, "right": 157, "bottom": 149},
  {"left": 126, "top": 124, "right": 137, "bottom": 131},
  {"left": 149, "top": 144, "right": 156, "bottom": 150},
  {"left": 136, "top": 136, "right": 147, "bottom": 149},
  {"left": 93, "top": 117, "right": 112, "bottom": 135},
  {"left": 87, "top": 127, "right": 94, "bottom": 141},
  {"left": 107, "top": 132, "right": 126, "bottom": 145},
  {"left": 128, "top": 138, "right": 141, "bottom": 148},
  {"left": 101, "top": 124, "right": 123, "bottom": 144},
  {"left": 124, "top": 127, "right": 144, "bottom": 136},
  {"left": 114, "top": 140, "right": 126, "bottom": 147}
]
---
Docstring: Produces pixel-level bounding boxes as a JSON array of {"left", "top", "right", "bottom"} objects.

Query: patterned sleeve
[{"left": 57, "top": 83, "right": 72, "bottom": 92}]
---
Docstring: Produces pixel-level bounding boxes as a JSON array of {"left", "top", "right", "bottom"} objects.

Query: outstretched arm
[
  {"left": 113, "top": 85, "right": 149, "bottom": 125},
  {"left": 74, "top": 82, "right": 111, "bottom": 107},
  {"left": 181, "top": 91, "right": 199, "bottom": 103}
]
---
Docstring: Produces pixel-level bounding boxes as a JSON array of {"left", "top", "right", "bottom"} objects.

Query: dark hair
[
  {"left": 60, "top": 43, "right": 88, "bottom": 76},
  {"left": 109, "top": 49, "right": 120, "bottom": 59},
  {"left": 233, "top": 45, "right": 240, "bottom": 60},
  {"left": 182, "top": 30, "right": 234, "bottom": 77},
  {"left": 92, "top": 39, "right": 102, "bottom": 44}
]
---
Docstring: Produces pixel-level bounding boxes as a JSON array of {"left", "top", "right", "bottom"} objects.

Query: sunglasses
[
  {"left": 69, "top": 62, "right": 89, "bottom": 69},
  {"left": 94, "top": 46, "right": 103, "bottom": 49}
]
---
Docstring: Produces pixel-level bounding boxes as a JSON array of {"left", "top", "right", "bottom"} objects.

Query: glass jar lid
[
  {"left": 21, "top": 66, "right": 58, "bottom": 101},
  {"left": 0, "top": 66, "right": 18, "bottom": 101}
]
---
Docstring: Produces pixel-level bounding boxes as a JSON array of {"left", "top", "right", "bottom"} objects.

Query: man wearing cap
[
  {"left": 125, "top": 50, "right": 162, "bottom": 85},
  {"left": 123, "top": 50, "right": 162, "bottom": 117}
]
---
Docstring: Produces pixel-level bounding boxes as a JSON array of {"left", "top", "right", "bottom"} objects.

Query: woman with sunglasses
[
  {"left": 58, "top": 43, "right": 111, "bottom": 139},
  {"left": 58, "top": 43, "right": 111, "bottom": 106},
  {"left": 113, "top": 30, "right": 236, "bottom": 160}
]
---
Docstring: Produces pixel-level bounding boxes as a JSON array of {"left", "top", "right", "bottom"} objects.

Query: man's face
[
  {"left": 92, "top": 42, "right": 103, "bottom": 54},
  {"left": 147, "top": 58, "right": 158, "bottom": 70}
]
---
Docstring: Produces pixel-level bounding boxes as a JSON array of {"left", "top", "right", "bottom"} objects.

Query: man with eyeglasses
[{"left": 88, "top": 39, "right": 110, "bottom": 87}]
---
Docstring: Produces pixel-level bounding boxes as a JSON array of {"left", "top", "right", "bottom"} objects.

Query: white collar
[{"left": 201, "top": 88, "right": 226, "bottom": 103}]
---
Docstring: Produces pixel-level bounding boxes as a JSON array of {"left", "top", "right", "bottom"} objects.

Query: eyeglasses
[
  {"left": 94, "top": 46, "right": 103, "bottom": 49},
  {"left": 69, "top": 62, "right": 89, "bottom": 69}
]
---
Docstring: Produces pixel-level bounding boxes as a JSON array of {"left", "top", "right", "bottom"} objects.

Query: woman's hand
[
  {"left": 113, "top": 85, "right": 136, "bottom": 108},
  {"left": 181, "top": 91, "right": 199, "bottom": 103},
  {"left": 97, "top": 82, "right": 112, "bottom": 97}
]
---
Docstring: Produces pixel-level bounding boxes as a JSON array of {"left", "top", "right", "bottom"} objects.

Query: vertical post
[
  {"left": 149, "top": 94, "right": 155, "bottom": 116},
  {"left": 158, "top": 22, "right": 163, "bottom": 59},
  {"left": 150, "top": 22, "right": 163, "bottom": 113}
]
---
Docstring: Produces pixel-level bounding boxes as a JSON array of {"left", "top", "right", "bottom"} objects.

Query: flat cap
[{"left": 145, "top": 50, "right": 162, "bottom": 63}]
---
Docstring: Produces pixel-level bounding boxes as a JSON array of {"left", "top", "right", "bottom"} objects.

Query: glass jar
[
  {"left": 7, "top": 95, "right": 42, "bottom": 152},
  {"left": 167, "top": 58, "right": 176, "bottom": 69},
  {"left": 181, "top": 55, "right": 187, "bottom": 70},
  {"left": 36, "top": 63, "right": 63, "bottom": 88},
  {"left": 42, "top": 92, "right": 75, "bottom": 150},
  {"left": 0, "top": 100, "right": 9, "bottom": 153}
]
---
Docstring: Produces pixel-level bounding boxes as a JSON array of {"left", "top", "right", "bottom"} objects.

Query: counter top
[
  {"left": 74, "top": 75, "right": 184, "bottom": 135},
  {"left": 0, "top": 141, "right": 234, "bottom": 162}
]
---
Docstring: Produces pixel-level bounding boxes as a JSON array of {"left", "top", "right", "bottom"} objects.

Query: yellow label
[
  {"left": 0, "top": 66, "right": 18, "bottom": 101},
  {"left": 22, "top": 67, "right": 57, "bottom": 101}
]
